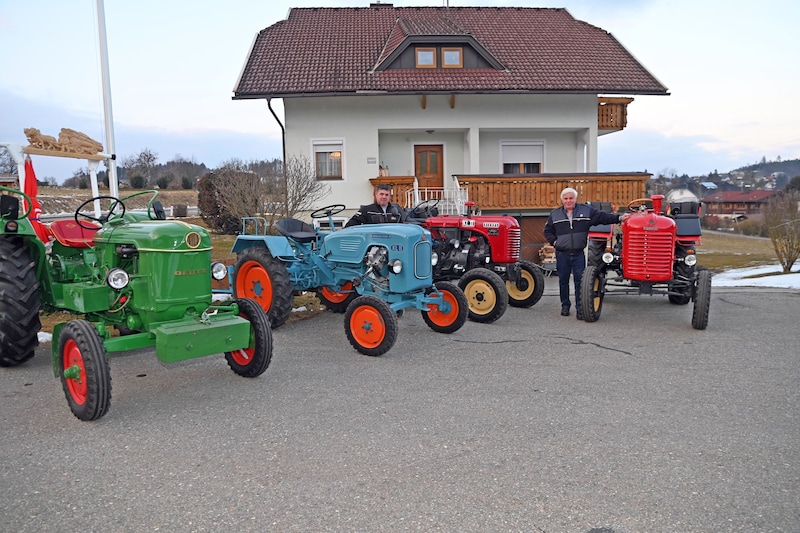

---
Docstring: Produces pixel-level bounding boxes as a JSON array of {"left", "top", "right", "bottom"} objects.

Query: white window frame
[
  {"left": 500, "top": 140, "right": 545, "bottom": 173},
  {"left": 312, "top": 139, "right": 344, "bottom": 180}
]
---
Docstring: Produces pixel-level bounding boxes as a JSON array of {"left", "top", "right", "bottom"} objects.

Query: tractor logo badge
[
  {"left": 461, "top": 219, "right": 476, "bottom": 228},
  {"left": 391, "top": 244, "right": 404, "bottom": 252},
  {"left": 482, "top": 222, "right": 500, "bottom": 229}
]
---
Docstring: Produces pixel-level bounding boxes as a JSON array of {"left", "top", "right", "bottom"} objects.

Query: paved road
[{"left": 2, "top": 279, "right": 799, "bottom": 532}]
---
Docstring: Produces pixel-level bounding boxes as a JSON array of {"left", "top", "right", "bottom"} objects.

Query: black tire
[
  {"left": 0, "top": 236, "right": 41, "bottom": 367},
  {"left": 587, "top": 240, "right": 606, "bottom": 268},
  {"left": 344, "top": 295, "right": 398, "bottom": 356},
  {"left": 57, "top": 320, "right": 111, "bottom": 421},
  {"left": 457, "top": 268, "right": 508, "bottom": 323},
  {"left": 232, "top": 247, "right": 294, "bottom": 329},
  {"left": 506, "top": 260, "right": 545, "bottom": 308},
  {"left": 315, "top": 282, "right": 357, "bottom": 313},
  {"left": 691, "top": 268, "right": 712, "bottom": 330},
  {"left": 225, "top": 298, "right": 273, "bottom": 377},
  {"left": 580, "top": 265, "right": 606, "bottom": 323},
  {"left": 422, "top": 281, "right": 469, "bottom": 334}
]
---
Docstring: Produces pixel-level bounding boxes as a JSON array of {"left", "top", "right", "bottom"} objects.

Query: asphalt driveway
[{"left": 2, "top": 279, "right": 799, "bottom": 532}]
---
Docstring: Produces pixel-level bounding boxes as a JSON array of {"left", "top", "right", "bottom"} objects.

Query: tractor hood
[
  {"left": 94, "top": 220, "right": 212, "bottom": 251},
  {"left": 322, "top": 223, "right": 431, "bottom": 264}
]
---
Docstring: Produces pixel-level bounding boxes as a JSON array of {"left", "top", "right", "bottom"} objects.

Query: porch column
[
  {"left": 585, "top": 127, "right": 598, "bottom": 173},
  {"left": 466, "top": 127, "right": 480, "bottom": 174}
]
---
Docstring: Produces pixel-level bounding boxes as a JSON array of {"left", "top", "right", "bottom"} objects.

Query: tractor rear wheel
[
  {"left": 232, "top": 247, "right": 294, "bottom": 329},
  {"left": 506, "top": 260, "right": 545, "bottom": 308},
  {"left": 58, "top": 320, "right": 111, "bottom": 421},
  {"left": 225, "top": 298, "right": 273, "bottom": 377},
  {"left": 315, "top": 281, "right": 357, "bottom": 313},
  {"left": 580, "top": 265, "right": 606, "bottom": 323},
  {"left": 422, "top": 281, "right": 469, "bottom": 334},
  {"left": 0, "top": 236, "right": 41, "bottom": 367},
  {"left": 458, "top": 268, "right": 507, "bottom": 323},
  {"left": 691, "top": 268, "right": 711, "bottom": 330},
  {"left": 344, "top": 295, "right": 398, "bottom": 356}
]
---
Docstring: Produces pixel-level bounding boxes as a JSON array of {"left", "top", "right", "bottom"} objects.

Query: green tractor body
[{"left": 0, "top": 187, "right": 272, "bottom": 420}]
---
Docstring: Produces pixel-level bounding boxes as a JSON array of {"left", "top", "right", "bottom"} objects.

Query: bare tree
[
  {"left": 763, "top": 191, "right": 800, "bottom": 273},
  {"left": 121, "top": 148, "right": 159, "bottom": 186},
  {"left": 283, "top": 155, "right": 331, "bottom": 218},
  {"left": 213, "top": 159, "right": 276, "bottom": 228},
  {"left": 0, "top": 146, "right": 17, "bottom": 175}
]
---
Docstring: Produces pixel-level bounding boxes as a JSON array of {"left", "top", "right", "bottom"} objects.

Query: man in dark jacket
[
  {"left": 345, "top": 183, "right": 406, "bottom": 227},
  {"left": 543, "top": 187, "right": 630, "bottom": 319}
]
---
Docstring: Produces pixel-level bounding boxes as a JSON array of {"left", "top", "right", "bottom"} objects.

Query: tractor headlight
[
  {"left": 602, "top": 252, "right": 615, "bottom": 264},
  {"left": 431, "top": 252, "right": 439, "bottom": 266},
  {"left": 389, "top": 259, "right": 403, "bottom": 274},
  {"left": 211, "top": 261, "right": 228, "bottom": 281},
  {"left": 684, "top": 254, "right": 697, "bottom": 267},
  {"left": 107, "top": 268, "right": 130, "bottom": 290}
]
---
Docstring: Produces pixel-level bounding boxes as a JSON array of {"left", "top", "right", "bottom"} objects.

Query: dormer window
[
  {"left": 415, "top": 48, "right": 436, "bottom": 68},
  {"left": 442, "top": 47, "right": 463, "bottom": 68}
]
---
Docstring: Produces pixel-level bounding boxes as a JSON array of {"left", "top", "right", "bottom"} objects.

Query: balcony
[
  {"left": 598, "top": 97, "right": 633, "bottom": 133},
  {"left": 370, "top": 172, "right": 650, "bottom": 213}
]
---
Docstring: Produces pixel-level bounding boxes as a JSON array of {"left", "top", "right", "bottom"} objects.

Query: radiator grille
[{"left": 623, "top": 231, "right": 674, "bottom": 281}]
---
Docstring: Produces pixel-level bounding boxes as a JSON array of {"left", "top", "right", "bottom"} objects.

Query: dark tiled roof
[
  {"left": 701, "top": 191, "right": 778, "bottom": 203},
  {"left": 234, "top": 6, "right": 668, "bottom": 99}
]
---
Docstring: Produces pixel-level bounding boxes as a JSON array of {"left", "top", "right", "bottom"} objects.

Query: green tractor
[{"left": 0, "top": 187, "right": 273, "bottom": 421}]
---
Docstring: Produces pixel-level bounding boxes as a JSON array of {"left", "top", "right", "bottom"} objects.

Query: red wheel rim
[
  {"left": 235, "top": 260, "right": 274, "bottom": 312},
  {"left": 63, "top": 338, "right": 88, "bottom": 405},
  {"left": 349, "top": 304, "right": 386, "bottom": 349},
  {"left": 229, "top": 309, "right": 255, "bottom": 366},
  {"left": 320, "top": 281, "right": 353, "bottom": 303},
  {"left": 426, "top": 289, "right": 458, "bottom": 327}
]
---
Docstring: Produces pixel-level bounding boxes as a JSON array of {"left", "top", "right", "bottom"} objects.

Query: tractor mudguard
[{"left": 231, "top": 235, "right": 297, "bottom": 261}]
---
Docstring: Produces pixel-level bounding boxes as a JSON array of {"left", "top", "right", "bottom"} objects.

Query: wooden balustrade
[{"left": 371, "top": 173, "right": 649, "bottom": 211}]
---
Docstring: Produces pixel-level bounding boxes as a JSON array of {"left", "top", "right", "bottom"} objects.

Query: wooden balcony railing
[{"left": 371, "top": 173, "right": 650, "bottom": 212}]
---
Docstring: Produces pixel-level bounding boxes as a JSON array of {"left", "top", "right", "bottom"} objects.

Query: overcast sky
[{"left": 1, "top": 0, "right": 797, "bottom": 182}]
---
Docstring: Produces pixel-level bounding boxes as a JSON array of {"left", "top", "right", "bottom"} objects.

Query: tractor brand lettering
[
  {"left": 370, "top": 233, "right": 391, "bottom": 239},
  {"left": 482, "top": 222, "right": 500, "bottom": 229},
  {"left": 643, "top": 227, "right": 659, "bottom": 231},
  {"left": 174, "top": 269, "right": 207, "bottom": 276},
  {"left": 390, "top": 244, "right": 404, "bottom": 252},
  {"left": 461, "top": 219, "right": 476, "bottom": 228}
]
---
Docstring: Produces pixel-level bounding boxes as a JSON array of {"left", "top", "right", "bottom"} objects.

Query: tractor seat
[
  {"left": 275, "top": 217, "right": 317, "bottom": 243},
  {"left": 50, "top": 220, "right": 101, "bottom": 248}
]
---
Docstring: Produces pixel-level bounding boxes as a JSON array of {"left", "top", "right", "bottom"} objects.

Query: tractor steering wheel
[
  {"left": 627, "top": 198, "right": 653, "bottom": 212},
  {"left": 310, "top": 204, "right": 346, "bottom": 219},
  {"left": 75, "top": 196, "right": 127, "bottom": 230},
  {"left": 412, "top": 198, "right": 440, "bottom": 216}
]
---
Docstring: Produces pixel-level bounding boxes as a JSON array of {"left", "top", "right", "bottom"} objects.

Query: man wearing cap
[{"left": 543, "top": 187, "right": 631, "bottom": 319}]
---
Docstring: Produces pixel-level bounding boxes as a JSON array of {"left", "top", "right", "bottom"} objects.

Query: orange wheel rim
[
  {"left": 349, "top": 305, "right": 386, "bottom": 349},
  {"left": 426, "top": 290, "right": 458, "bottom": 327},
  {"left": 321, "top": 281, "right": 353, "bottom": 303},
  {"left": 235, "top": 260, "right": 273, "bottom": 312},
  {"left": 63, "top": 339, "right": 88, "bottom": 405}
]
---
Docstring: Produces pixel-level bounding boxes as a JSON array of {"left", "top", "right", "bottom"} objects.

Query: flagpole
[{"left": 96, "top": 0, "right": 118, "bottom": 199}]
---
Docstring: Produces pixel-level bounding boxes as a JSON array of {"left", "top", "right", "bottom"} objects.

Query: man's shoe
[{"left": 561, "top": 307, "right": 570, "bottom": 316}]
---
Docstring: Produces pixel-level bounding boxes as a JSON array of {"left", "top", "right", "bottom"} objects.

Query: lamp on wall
[{"left": 425, "top": 129, "right": 435, "bottom": 134}]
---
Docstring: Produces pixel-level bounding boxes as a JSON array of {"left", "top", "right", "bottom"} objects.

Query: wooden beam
[
  {"left": 450, "top": 94, "right": 456, "bottom": 109},
  {"left": 22, "top": 146, "right": 108, "bottom": 161},
  {"left": 421, "top": 95, "right": 427, "bottom": 109}
]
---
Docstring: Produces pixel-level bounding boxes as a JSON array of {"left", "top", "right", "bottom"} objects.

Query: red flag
[
  {"left": 22, "top": 157, "right": 52, "bottom": 242},
  {"left": 23, "top": 157, "right": 42, "bottom": 220}
]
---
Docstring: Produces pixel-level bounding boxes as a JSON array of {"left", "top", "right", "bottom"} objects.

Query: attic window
[
  {"left": 416, "top": 48, "right": 436, "bottom": 68},
  {"left": 442, "top": 48, "right": 463, "bottom": 68}
]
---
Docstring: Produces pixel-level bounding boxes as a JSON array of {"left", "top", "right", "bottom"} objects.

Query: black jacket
[
  {"left": 345, "top": 202, "right": 405, "bottom": 227},
  {"left": 543, "top": 204, "right": 621, "bottom": 254}
]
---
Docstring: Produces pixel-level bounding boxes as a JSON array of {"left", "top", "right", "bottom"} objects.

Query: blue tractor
[{"left": 229, "top": 205, "right": 468, "bottom": 356}]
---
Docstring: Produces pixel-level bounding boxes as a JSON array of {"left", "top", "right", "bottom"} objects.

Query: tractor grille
[
  {"left": 624, "top": 231, "right": 674, "bottom": 281},
  {"left": 507, "top": 228, "right": 521, "bottom": 261}
]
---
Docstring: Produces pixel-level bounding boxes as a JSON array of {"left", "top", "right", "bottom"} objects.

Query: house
[
  {"left": 233, "top": 4, "right": 668, "bottom": 260},
  {"left": 701, "top": 190, "right": 778, "bottom": 218}
]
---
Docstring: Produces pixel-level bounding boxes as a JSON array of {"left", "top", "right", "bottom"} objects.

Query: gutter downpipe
[{"left": 267, "top": 97, "right": 288, "bottom": 216}]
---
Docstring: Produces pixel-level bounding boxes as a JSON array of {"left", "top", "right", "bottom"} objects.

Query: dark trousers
[{"left": 556, "top": 250, "right": 586, "bottom": 310}]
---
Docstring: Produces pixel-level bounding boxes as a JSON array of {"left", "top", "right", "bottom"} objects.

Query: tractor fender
[{"left": 231, "top": 235, "right": 297, "bottom": 261}]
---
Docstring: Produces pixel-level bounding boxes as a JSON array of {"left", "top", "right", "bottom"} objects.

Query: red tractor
[
  {"left": 407, "top": 199, "right": 545, "bottom": 323},
  {"left": 580, "top": 194, "right": 711, "bottom": 330}
]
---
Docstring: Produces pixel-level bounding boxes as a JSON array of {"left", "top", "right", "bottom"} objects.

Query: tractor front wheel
[
  {"left": 225, "top": 298, "right": 274, "bottom": 377},
  {"left": 580, "top": 265, "right": 606, "bottom": 323},
  {"left": 58, "top": 320, "right": 111, "bottom": 421},
  {"left": 458, "top": 268, "right": 508, "bottom": 323},
  {"left": 691, "top": 268, "right": 712, "bottom": 330},
  {"left": 0, "top": 236, "right": 41, "bottom": 367},
  {"left": 422, "top": 281, "right": 469, "bottom": 334},
  {"left": 315, "top": 282, "right": 357, "bottom": 313},
  {"left": 344, "top": 296, "right": 398, "bottom": 356},
  {"left": 506, "top": 260, "right": 545, "bottom": 308},
  {"left": 232, "top": 247, "right": 294, "bottom": 329}
]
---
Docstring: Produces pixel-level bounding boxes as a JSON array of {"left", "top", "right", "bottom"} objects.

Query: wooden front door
[{"left": 414, "top": 145, "right": 443, "bottom": 189}]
